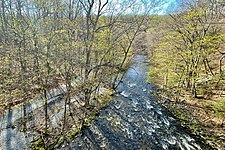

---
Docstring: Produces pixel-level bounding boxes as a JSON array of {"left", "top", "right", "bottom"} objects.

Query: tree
[
  {"left": 0, "top": 0, "right": 162, "bottom": 148},
  {"left": 148, "top": 0, "right": 225, "bottom": 98}
]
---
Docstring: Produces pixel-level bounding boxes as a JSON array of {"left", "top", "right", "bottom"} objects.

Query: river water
[{"left": 63, "top": 55, "right": 207, "bottom": 150}]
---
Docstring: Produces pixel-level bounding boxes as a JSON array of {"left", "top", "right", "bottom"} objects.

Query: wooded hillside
[{"left": 147, "top": 0, "right": 225, "bottom": 149}]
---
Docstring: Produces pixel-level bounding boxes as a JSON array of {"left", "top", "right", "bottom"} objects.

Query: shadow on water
[{"left": 6, "top": 108, "right": 12, "bottom": 150}]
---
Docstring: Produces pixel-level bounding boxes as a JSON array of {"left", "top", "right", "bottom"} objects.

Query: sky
[
  {"left": 93, "top": 0, "right": 182, "bottom": 16},
  {"left": 124, "top": 0, "right": 182, "bottom": 15},
  {"left": 157, "top": 0, "right": 181, "bottom": 15}
]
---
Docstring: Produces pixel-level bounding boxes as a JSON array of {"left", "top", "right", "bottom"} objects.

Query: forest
[
  {"left": 0, "top": 0, "right": 154, "bottom": 149},
  {"left": 0, "top": 0, "right": 225, "bottom": 149}
]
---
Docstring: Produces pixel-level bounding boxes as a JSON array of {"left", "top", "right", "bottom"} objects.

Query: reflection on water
[{"left": 64, "top": 55, "right": 205, "bottom": 150}]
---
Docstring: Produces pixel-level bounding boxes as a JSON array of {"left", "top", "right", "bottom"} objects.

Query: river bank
[
  {"left": 154, "top": 90, "right": 225, "bottom": 150},
  {"left": 0, "top": 81, "right": 113, "bottom": 149},
  {"left": 63, "top": 55, "right": 209, "bottom": 149},
  {"left": 0, "top": 55, "right": 212, "bottom": 149}
]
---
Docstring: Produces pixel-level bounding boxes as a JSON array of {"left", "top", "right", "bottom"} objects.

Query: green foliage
[
  {"left": 67, "top": 129, "right": 79, "bottom": 139},
  {"left": 84, "top": 112, "right": 99, "bottom": 126},
  {"left": 96, "top": 89, "right": 113, "bottom": 107},
  {"left": 148, "top": 3, "right": 224, "bottom": 97},
  {"left": 0, "top": 0, "right": 151, "bottom": 148},
  {"left": 213, "top": 99, "right": 225, "bottom": 119},
  {"left": 30, "top": 136, "right": 45, "bottom": 150}
]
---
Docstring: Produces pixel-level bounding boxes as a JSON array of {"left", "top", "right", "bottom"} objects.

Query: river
[{"left": 63, "top": 55, "right": 208, "bottom": 150}]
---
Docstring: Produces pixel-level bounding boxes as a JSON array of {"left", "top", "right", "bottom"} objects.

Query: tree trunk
[{"left": 44, "top": 89, "right": 48, "bottom": 135}]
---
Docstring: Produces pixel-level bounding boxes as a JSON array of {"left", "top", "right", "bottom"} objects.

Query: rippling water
[{"left": 64, "top": 55, "right": 206, "bottom": 150}]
